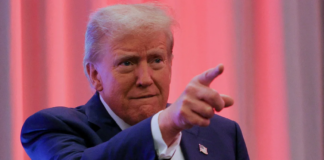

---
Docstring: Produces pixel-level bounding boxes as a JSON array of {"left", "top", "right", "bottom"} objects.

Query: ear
[{"left": 86, "top": 63, "right": 103, "bottom": 91}]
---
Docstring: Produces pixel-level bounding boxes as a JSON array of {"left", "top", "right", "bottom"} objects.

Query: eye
[
  {"left": 121, "top": 61, "right": 132, "bottom": 66},
  {"left": 154, "top": 58, "right": 162, "bottom": 63}
]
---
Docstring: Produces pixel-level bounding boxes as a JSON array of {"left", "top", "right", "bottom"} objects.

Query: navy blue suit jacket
[{"left": 21, "top": 93, "right": 249, "bottom": 160}]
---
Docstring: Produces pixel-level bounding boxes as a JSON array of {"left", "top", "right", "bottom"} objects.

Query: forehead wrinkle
[
  {"left": 147, "top": 46, "right": 167, "bottom": 55},
  {"left": 111, "top": 41, "right": 166, "bottom": 55},
  {"left": 104, "top": 32, "right": 168, "bottom": 63},
  {"left": 112, "top": 31, "right": 167, "bottom": 46}
]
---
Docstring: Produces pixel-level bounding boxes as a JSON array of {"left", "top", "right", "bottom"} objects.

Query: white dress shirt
[{"left": 100, "top": 95, "right": 184, "bottom": 160}]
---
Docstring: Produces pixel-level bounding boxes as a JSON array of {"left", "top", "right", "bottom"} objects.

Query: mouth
[{"left": 131, "top": 94, "right": 156, "bottom": 99}]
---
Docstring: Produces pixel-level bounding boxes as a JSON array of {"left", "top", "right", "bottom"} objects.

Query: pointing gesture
[
  {"left": 197, "top": 64, "right": 224, "bottom": 86},
  {"left": 195, "top": 64, "right": 234, "bottom": 108},
  {"left": 159, "top": 64, "right": 234, "bottom": 145}
]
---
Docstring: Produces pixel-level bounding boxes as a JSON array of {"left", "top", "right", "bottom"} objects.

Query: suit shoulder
[
  {"left": 204, "top": 114, "right": 240, "bottom": 136},
  {"left": 28, "top": 106, "right": 86, "bottom": 121},
  {"left": 21, "top": 106, "right": 87, "bottom": 134},
  {"left": 211, "top": 114, "right": 237, "bottom": 126}
]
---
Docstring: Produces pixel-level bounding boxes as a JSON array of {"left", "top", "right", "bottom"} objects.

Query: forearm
[{"left": 21, "top": 110, "right": 157, "bottom": 160}]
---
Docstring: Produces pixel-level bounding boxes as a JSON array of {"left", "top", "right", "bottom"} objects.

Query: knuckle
[
  {"left": 205, "top": 106, "right": 212, "bottom": 112},
  {"left": 205, "top": 107, "right": 214, "bottom": 117},
  {"left": 198, "top": 119, "right": 210, "bottom": 127},
  {"left": 220, "top": 99, "right": 225, "bottom": 107},
  {"left": 191, "top": 119, "right": 199, "bottom": 125},
  {"left": 184, "top": 84, "right": 196, "bottom": 94},
  {"left": 204, "top": 120, "right": 211, "bottom": 126},
  {"left": 179, "top": 107, "right": 187, "bottom": 117},
  {"left": 192, "top": 75, "right": 200, "bottom": 82},
  {"left": 211, "top": 89, "right": 219, "bottom": 97},
  {"left": 215, "top": 105, "right": 224, "bottom": 112},
  {"left": 216, "top": 98, "right": 225, "bottom": 109},
  {"left": 182, "top": 97, "right": 192, "bottom": 106}
]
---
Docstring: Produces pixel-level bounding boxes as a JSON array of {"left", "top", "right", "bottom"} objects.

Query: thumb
[{"left": 197, "top": 64, "right": 224, "bottom": 86}]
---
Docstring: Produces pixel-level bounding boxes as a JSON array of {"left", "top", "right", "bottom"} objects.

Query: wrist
[{"left": 158, "top": 109, "right": 182, "bottom": 146}]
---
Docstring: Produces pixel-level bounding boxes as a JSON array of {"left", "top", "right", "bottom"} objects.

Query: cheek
[
  {"left": 102, "top": 72, "right": 137, "bottom": 114},
  {"left": 104, "top": 72, "right": 136, "bottom": 96},
  {"left": 154, "top": 69, "right": 171, "bottom": 96}
]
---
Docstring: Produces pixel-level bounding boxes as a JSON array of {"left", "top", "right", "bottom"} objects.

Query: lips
[{"left": 130, "top": 94, "right": 156, "bottom": 99}]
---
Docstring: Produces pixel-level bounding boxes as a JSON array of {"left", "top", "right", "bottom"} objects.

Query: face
[{"left": 89, "top": 32, "right": 172, "bottom": 125}]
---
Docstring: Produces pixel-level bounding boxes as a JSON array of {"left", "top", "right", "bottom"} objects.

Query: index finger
[{"left": 197, "top": 64, "right": 224, "bottom": 86}]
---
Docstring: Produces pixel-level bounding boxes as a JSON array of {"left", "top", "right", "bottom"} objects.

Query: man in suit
[{"left": 21, "top": 3, "right": 249, "bottom": 160}]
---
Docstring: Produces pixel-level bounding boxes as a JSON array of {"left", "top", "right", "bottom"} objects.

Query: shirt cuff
[{"left": 151, "top": 110, "right": 182, "bottom": 160}]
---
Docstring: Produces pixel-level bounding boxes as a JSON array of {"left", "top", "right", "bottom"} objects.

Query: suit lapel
[
  {"left": 180, "top": 126, "right": 220, "bottom": 160},
  {"left": 83, "top": 94, "right": 224, "bottom": 159},
  {"left": 84, "top": 93, "right": 122, "bottom": 142}
]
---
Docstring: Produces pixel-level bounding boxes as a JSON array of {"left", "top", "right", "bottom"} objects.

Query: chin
[{"left": 125, "top": 104, "right": 164, "bottom": 125}]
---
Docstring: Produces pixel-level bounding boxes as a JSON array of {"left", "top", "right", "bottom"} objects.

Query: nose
[{"left": 136, "top": 62, "right": 153, "bottom": 87}]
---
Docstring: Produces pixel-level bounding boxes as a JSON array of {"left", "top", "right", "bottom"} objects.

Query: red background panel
[{"left": 5, "top": 0, "right": 323, "bottom": 160}]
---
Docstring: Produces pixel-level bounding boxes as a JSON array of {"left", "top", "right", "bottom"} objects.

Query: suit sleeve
[
  {"left": 21, "top": 108, "right": 157, "bottom": 160},
  {"left": 234, "top": 122, "right": 250, "bottom": 160}
]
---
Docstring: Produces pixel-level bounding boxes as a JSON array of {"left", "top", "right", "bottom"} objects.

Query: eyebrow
[
  {"left": 113, "top": 47, "right": 167, "bottom": 63},
  {"left": 114, "top": 54, "right": 140, "bottom": 63}
]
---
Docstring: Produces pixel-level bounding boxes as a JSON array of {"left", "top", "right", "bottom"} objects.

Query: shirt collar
[{"left": 99, "top": 94, "right": 131, "bottom": 130}]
